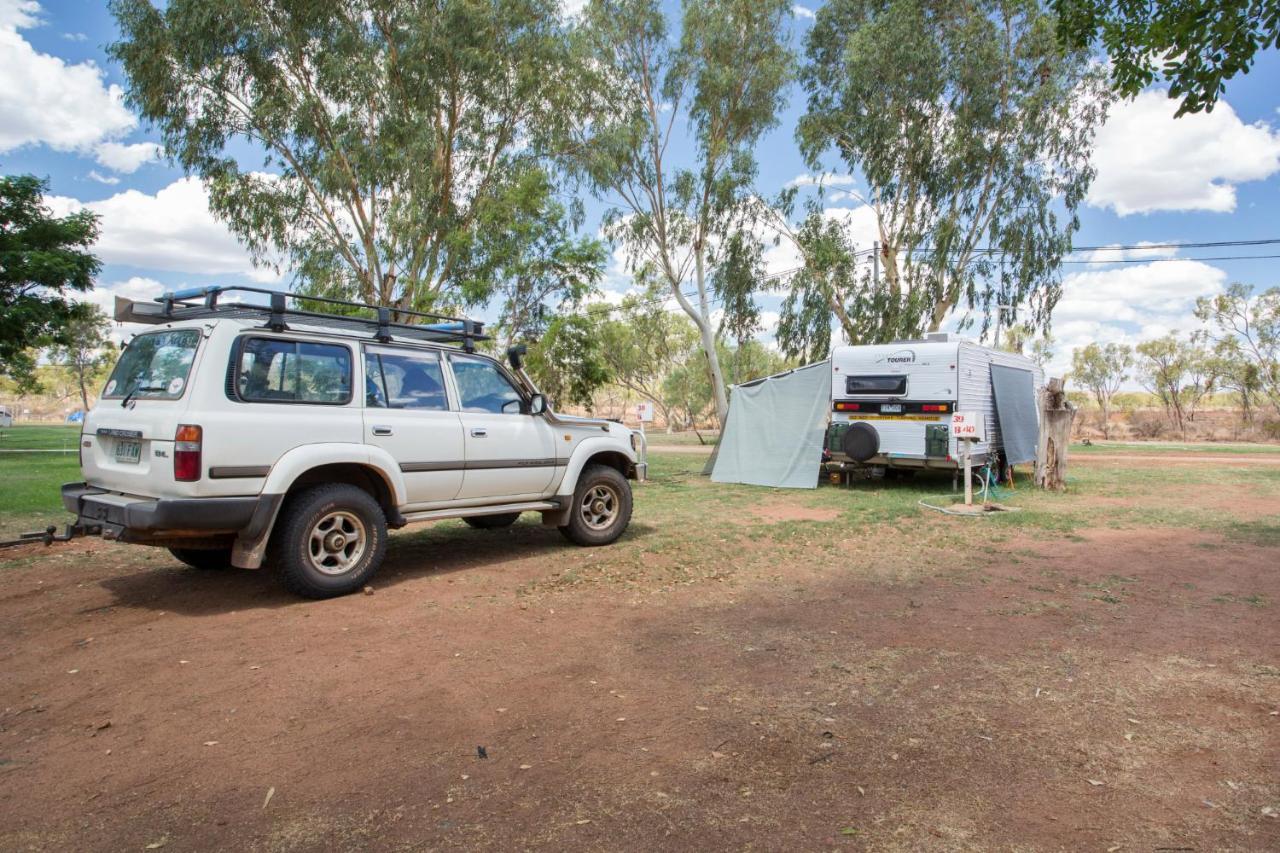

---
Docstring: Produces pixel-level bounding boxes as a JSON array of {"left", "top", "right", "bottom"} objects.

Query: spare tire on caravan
[{"left": 827, "top": 333, "right": 1044, "bottom": 475}]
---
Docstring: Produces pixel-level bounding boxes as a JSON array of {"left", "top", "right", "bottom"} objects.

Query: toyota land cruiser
[{"left": 62, "top": 287, "right": 645, "bottom": 598}]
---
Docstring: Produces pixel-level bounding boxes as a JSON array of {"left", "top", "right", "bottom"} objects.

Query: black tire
[
  {"left": 269, "top": 484, "right": 388, "bottom": 599},
  {"left": 462, "top": 512, "right": 522, "bottom": 529},
  {"left": 169, "top": 546, "right": 233, "bottom": 570},
  {"left": 558, "top": 464, "right": 633, "bottom": 546}
]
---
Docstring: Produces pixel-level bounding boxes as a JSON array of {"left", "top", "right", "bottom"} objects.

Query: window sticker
[
  {"left": 105, "top": 380, "right": 117, "bottom": 394},
  {"left": 167, "top": 377, "right": 185, "bottom": 395}
]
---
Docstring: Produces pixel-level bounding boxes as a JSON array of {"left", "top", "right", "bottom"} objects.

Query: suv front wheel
[
  {"left": 270, "top": 484, "right": 388, "bottom": 599},
  {"left": 559, "top": 464, "right": 633, "bottom": 546}
]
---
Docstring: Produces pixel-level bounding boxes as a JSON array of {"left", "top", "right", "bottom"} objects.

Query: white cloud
[
  {"left": 94, "top": 141, "right": 162, "bottom": 173},
  {"left": 560, "top": 0, "right": 588, "bottom": 18},
  {"left": 0, "top": 3, "right": 136, "bottom": 154},
  {"left": 1038, "top": 258, "right": 1228, "bottom": 382},
  {"left": 786, "top": 172, "right": 856, "bottom": 188},
  {"left": 1054, "top": 258, "right": 1226, "bottom": 324},
  {"left": 48, "top": 177, "right": 269, "bottom": 279},
  {"left": 1078, "top": 240, "right": 1178, "bottom": 265},
  {"left": 793, "top": 5, "right": 816, "bottom": 20},
  {"left": 0, "top": 0, "right": 39, "bottom": 29},
  {"left": 75, "top": 276, "right": 167, "bottom": 342},
  {"left": 86, "top": 170, "right": 119, "bottom": 185},
  {"left": 62, "top": 31, "right": 85, "bottom": 42},
  {"left": 1088, "top": 90, "right": 1280, "bottom": 215}
]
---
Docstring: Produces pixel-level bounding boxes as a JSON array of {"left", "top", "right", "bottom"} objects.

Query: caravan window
[{"left": 845, "top": 375, "right": 907, "bottom": 395}]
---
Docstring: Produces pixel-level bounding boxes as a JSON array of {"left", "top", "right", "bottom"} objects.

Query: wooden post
[{"left": 1034, "top": 377, "right": 1076, "bottom": 491}]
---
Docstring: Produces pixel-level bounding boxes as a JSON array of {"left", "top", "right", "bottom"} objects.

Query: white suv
[{"left": 63, "top": 287, "right": 645, "bottom": 598}]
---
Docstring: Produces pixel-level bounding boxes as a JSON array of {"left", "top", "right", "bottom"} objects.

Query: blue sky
[{"left": 3, "top": 0, "right": 1280, "bottom": 382}]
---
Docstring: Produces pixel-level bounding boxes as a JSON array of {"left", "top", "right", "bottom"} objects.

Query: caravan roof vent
[{"left": 924, "top": 332, "right": 956, "bottom": 342}]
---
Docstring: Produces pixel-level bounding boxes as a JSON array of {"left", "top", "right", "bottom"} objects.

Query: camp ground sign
[
  {"left": 634, "top": 402, "right": 655, "bottom": 423},
  {"left": 951, "top": 411, "right": 985, "bottom": 442}
]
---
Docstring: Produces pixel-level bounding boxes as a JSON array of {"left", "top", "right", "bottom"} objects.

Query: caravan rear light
[
  {"left": 174, "top": 424, "right": 202, "bottom": 482},
  {"left": 834, "top": 402, "right": 861, "bottom": 412},
  {"left": 921, "top": 404, "right": 949, "bottom": 412}
]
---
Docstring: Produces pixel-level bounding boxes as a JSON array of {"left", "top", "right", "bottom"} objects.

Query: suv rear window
[
  {"left": 236, "top": 338, "right": 352, "bottom": 404},
  {"left": 845, "top": 375, "right": 907, "bottom": 395},
  {"left": 103, "top": 329, "right": 201, "bottom": 399}
]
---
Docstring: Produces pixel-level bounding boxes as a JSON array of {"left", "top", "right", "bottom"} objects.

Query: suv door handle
[
  {"left": 470, "top": 428, "right": 488, "bottom": 437},
  {"left": 372, "top": 426, "right": 393, "bottom": 436}
]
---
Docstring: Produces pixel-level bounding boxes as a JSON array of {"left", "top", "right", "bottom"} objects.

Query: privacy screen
[
  {"left": 990, "top": 365, "right": 1038, "bottom": 465},
  {"left": 711, "top": 361, "right": 831, "bottom": 489}
]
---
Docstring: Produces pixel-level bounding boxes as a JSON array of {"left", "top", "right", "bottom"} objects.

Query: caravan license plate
[
  {"left": 879, "top": 404, "right": 903, "bottom": 413},
  {"left": 115, "top": 439, "right": 141, "bottom": 464}
]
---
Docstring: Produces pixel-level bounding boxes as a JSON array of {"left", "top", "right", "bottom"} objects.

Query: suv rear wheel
[
  {"left": 559, "top": 464, "right": 633, "bottom": 546},
  {"left": 270, "top": 484, "right": 388, "bottom": 599},
  {"left": 463, "top": 512, "right": 521, "bottom": 529},
  {"left": 169, "top": 546, "right": 232, "bottom": 570}
]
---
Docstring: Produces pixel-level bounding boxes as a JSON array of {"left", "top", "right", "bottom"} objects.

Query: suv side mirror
[{"left": 529, "top": 394, "right": 547, "bottom": 415}]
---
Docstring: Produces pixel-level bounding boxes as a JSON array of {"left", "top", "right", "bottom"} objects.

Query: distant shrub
[
  {"left": 1128, "top": 411, "right": 1167, "bottom": 439},
  {"left": 1261, "top": 419, "right": 1280, "bottom": 441}
]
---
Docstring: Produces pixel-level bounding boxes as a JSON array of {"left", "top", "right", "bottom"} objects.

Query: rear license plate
[
  {"left": 880, "top": 404, "right": 903, "bottom": 413},
  {"left": 115, "top": 439, "right": 141, "bottom": 464}
]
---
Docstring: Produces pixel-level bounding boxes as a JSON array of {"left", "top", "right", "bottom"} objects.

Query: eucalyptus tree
[
  {"left": 598, "top": 289, "right": 702, "bottom": 431},
  {"left": 558, "top": 0, "right": 793, "bottom": 426},
  {"left": 1070, "top": 341, "right": 1133, "bottom": 437},
  {"left": 110, "top": 0, "right": 589, "bottom": 314},
  {"left": 780, "top": 0, "right": 1110, "bottom": 355},
  {"left": 1195, "top": 282, "right": 1280, "bottom": 417}
]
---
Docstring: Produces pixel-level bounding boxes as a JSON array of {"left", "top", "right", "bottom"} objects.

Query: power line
[{"left": 1060, "top": 253, "right": 1280, "bottom": 265}]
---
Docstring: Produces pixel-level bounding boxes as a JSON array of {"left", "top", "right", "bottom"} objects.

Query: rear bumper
[{"left": 61, "top": 482, "right": 263, "bottom": 537}]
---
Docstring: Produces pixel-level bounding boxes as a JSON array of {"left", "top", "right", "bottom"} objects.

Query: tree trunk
[
  {"left": 76, "top": 365, "right": 90, "bottom": 413},
  {"left": 691, "top": 251, "right": 730, "bottom": 427},
  {"left": 1035, "top": 377, "right": 1075, "bottom": 491}
]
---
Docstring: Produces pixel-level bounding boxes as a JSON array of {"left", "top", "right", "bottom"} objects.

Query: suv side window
[
  {"left": 448, "top": 354, "right": 524, "bottom": 414},
  {"left": 365, "top": 348, "right": 449, "bottom": 411},
  {"left": 236, "top": 338, "right": 352, "bottom": 404}
]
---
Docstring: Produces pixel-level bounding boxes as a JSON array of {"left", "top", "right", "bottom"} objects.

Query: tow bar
[{"left": 0, "top": 522, "right": 102, "bottom": 550}]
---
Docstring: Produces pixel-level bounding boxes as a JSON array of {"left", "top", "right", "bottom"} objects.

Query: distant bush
[
  {"left": 1261, "top": 419, "right": 1280, "bottom": 441},
  {"left": 1128, "top": 411, "right": 1167, "bottom": 439}
]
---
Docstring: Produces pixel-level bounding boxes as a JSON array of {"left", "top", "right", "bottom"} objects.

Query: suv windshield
[{"left": 102, "top": 329, "right": 201, "bottom": 400}]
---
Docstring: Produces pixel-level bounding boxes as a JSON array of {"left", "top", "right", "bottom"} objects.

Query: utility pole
[{"left": 993, "top": 303, "right": 1012, "bottom": 349}]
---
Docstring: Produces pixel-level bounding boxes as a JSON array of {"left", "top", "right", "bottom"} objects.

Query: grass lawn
[
  {"left": 1071, "top": 439, "right": 1280, "bottom": 455},
  {"left": 0, "top": 425, "right": 81, "bottom": 538}
]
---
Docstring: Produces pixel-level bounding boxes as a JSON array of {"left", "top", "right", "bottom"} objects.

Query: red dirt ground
[{"left": 2, "top": 487, "right": 1278, "bottom": 850}]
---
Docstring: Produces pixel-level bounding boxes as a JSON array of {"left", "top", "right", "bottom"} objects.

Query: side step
[{"left": 399, "top": 500, "right": 561, "bottom": 525}]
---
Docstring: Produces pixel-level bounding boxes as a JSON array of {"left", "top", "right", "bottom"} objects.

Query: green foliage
[
  {"left": 559, "top": 0, "right": 793, "bottom": 424},
  {"left": 45, "top": 305, "right": 116, "bottom": 412},
  {"left": 598, "top": 289, "right": 702, "bottom": 427},
  {"left": 0, "top": 175, "right": 101, "bottom": 383},
  {"left": 481, "top": 170, "right": 607, "bottom": 347},
  {"left": 527, "top": 314, "right": 612, "bottom": 411},
  {"left": 110, "top": 0, "right": 587, "bottom": 314},
  {"left": 1194, "top": 282, "right": 1280, "bottom": 420},
  {"left": 1071, "top": 341, "right": 1133, "bottom": 437},
  {"left": 1054, "top": 0, "right": 1280, "bottom": 117},
  {"left": 1135, "top": 335, "right": 1215, "bottom": 435},
  {"left": 783, "top": 0, "right": 1110, "bottom": 354}
]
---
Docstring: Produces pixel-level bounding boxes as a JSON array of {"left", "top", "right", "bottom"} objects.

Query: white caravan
[{"left": 827, "top": 334, "right": 1043, "bottom": 473}]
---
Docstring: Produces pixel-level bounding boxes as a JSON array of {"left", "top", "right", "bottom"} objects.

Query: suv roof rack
[{"left": 114, "top": 285, "right": 488, "bottom": 352}]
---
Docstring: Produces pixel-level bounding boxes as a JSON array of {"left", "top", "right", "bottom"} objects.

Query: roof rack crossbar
[{"left": 148, "top": 285, "right": 488, "bottom": 347}]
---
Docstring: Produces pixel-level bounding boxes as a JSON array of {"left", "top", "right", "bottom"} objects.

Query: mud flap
[{"left": 231, "top": 494, "right": 285, "bottom": 569}]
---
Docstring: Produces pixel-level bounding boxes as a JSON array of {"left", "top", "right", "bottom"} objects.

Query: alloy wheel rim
[
  {"left": 580, "top": 483, "right": 620, "bottom": 530},
  {"left": 307, "top": 510, "right": 367, "bottom": 575}
]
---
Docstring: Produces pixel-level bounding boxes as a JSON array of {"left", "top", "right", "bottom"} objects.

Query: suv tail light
[{"left": 174, "top": 424, "right": 202, "bottom": 481}]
